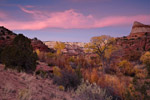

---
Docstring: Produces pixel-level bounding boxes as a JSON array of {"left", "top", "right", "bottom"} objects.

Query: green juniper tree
[{"left": 1, "top": 34, "right": 38, "bottom": 73}]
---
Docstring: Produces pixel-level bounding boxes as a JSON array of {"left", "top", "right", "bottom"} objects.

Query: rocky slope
[
  {"left": 31, "top": 38, "right": 55, "bottom": 52},
  {"left": 117, "top": 21, "right": 150, "bottom": 51},
  {"left": 116, "top": 21, "right": 150, "bottom": 61},
  {"left": 0, "top": 26, "right": 16, "bottom": 47},
  {"left": 0, "top": 26, "right": 52, "bottom": 52},
  {"left": 0, "top": 64, "right": 73, "bottom": 100}
]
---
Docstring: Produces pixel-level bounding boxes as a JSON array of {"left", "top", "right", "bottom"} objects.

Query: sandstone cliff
[
  {"left": 116, "top": 21, "right": 150, "bottom": 61},
  {"left": 117, "top": 21, "right": 150, "bottom": 51},
  {"left": 130, "top": 21, "right": 150, "bottom": 35}
]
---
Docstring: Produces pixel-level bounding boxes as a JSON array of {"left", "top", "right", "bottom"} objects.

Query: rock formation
[
  {"left": 0, "top": 26, "right": 52, "bottom": 52},
  {"left": 45, "top": 21, "right": 150, "bottom": 56},
  {"left": 0, "top": 26, "right": 16, "bottom": 47},
  {"left": 44, "top": 41, "right": 86, "bottom": 56},
  {"left": 31, "top": 38, "right": 55, "bottom": 52},
  {"left": 116, "top": 21, "right": 150, "bottom": 60},
  {"left": 130, "top": 21, "right": 150, "bottom": 35}
]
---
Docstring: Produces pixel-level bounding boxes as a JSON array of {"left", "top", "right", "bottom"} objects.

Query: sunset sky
[{"left": 0, "top": 0, "right": 150, "bottom": 42}]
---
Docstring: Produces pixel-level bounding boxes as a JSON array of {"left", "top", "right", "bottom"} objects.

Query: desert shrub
[
  {"left": 82, "top": 68, "right": 99, "bottom": 83},
  {"left": 17, "top": 89, "right": 31, "bottom": 100},
  {"left": 74, "top": 80, "right": 112, "bottom": 100},
  {"left": 36, "top": 50, "right": 46, "bottom": 62},
  {"left": 125, "top": 53, "right": 150, "bottom": 100},
  {"left": 53, "top": 69, "right": 81, "bottom": 90},
  {"left": 125, "top": 74, "right": 150, "bottom": 100},
  {"left": 53, "top": 66, "right": 61, "bottom": 77},
  {"left": 35, "top": 70, "right": 48, "bottom": 78},
  {"left": 75, "top": 55, "right": 91, "bottom": 68},
  {"left": 1, "top": 34, "right": 38, "bottom": 73},
  {"left": 90, "top": 68, "right": 99, "bottom": 83},
  {"left": 75, "top": 66, "right": 82, "bottom": 80},
  {"left": 58, "top": 85, "right": 65, "bottom": 91},
  {"left": 140, "top": 52, "right": 150, "bottom": 76},
  {"left": 36, "top": 49, "right": 55, "bottom": 63},
  {"left": 54, "top": 41, "right": 65, "bottom": 55},
  {"left": 125, "top": 50, "right": 142, "bottom": 61},
  {"left": 98, "top": 74, "right": 127, "bottom": 100},
  {"left": 69, "top": 56, "right": 75, "bottom": 62},
  {"left": 140, "top": 52, "right": 150, "bottom": 66},
  {"left": 118, "top": 60, "right": 135, "bottom": 76},
  {"left": 3, "top": 82, "right": 16, "bottom": 94},
  {"left": 46, "top": 54, "right": 69, "bottom": 68}
]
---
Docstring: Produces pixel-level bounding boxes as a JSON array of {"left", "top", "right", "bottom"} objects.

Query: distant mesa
[
  {"left": 130, "top": 21, "right": 150, "bottom": 35},
  {"left": 116, "top": 21, "right": 150, "bottom": 52},
  {"left": 44, "top": 41, "right": 86, "bottom": 56}
]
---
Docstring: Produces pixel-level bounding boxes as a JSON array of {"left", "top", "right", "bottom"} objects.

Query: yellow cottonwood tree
[
  {"left": 87, "top": 35, "right": 116, "bottom": 73},
  {"left": 54, "top": 42, "right": 65, "bottom": 55}
]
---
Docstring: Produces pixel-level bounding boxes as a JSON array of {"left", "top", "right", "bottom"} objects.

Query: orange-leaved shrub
[
  {"left": 118, "top": 60, "right": 135, "bottom": 76},
  {"left": 140, "top": 51, "right": 150, "bottom": 66}
]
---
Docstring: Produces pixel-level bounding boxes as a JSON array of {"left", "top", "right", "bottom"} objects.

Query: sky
[{"left": 0, "top": 0, "right": 150, "bottom": 42}]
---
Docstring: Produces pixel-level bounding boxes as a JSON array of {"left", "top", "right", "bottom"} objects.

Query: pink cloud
[
  {"left": 94, "top": 15, "right": 150, "bottom": 27},
  {"left": 0, "top": 6, "right": 150, "bottom": 30}
]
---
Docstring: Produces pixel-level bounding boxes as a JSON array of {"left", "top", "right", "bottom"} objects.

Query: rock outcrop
[
  {"left": 44, "top": 41, "right": 86, "bottom": 56},
  {"left": 31, "top": 38, "right": 55, "bottom": 52},
  {"left": 116, "top": 21, "right": 150, "bottom": 60},
  {"left": 0, "top": 26, "right": 52, "bottom": 52},
  {"left": 130, "top": 21, "right": 150, "bottom": 35}
]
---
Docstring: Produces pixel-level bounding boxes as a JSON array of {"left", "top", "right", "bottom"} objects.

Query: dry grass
[{"left": 0, "top": 64, "right": 73, "bottom": 100}]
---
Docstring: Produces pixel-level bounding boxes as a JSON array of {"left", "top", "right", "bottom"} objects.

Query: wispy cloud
[
  {"left": 0, "top": 6, "right": 150, "bottom": 30},
  {"left": 0, "top": 11, "right": 8, "bottom": 19}
]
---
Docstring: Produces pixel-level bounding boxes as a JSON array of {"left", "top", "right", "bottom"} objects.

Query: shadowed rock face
[{"left": 130, "top": 21, "right": 150, "bottom": 35}]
